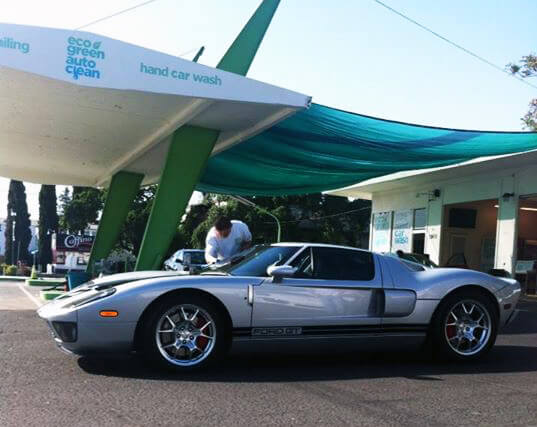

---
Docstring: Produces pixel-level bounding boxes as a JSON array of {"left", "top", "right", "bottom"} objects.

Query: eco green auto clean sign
[{"left": 0, "top": 22, "right": 308, "bottom": 108}]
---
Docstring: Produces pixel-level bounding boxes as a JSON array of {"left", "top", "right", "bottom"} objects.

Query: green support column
[
  {"left": 217, "top": 0, "right": 280, "bottom": 75},
  {"left": 135, "top": 126, "right": 218, "bottom": 270},
  {"left": 135, "top": 0, "right": 281, "bottom": 271},
  {"left": 87, "top": 171, "right": 143, "bottom": 273}
]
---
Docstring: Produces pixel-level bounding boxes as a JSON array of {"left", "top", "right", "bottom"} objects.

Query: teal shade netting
[{"left": 198, "top": 103, "right": 537, "bottom": 196}]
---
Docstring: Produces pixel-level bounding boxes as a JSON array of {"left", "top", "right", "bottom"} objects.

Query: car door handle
[{"left": 247, "top": 284, "right": 254, "bottom": 306}]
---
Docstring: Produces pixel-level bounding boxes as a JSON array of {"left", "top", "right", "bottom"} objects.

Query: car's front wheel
[
  {"left": 141, "top": 294, "right": 229, "bottom": 371},
  {"left": 432, "top": 290, "right": 498, "bottom": 361}
]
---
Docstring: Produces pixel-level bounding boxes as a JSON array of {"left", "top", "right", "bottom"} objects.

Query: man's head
[{"left": 214, "top": 216, "right": 232, "bottom": 238}]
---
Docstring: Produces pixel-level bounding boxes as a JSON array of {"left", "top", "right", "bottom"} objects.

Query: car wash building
[{"left": 328, "top": 149, "right": 537, "bottom": 291}]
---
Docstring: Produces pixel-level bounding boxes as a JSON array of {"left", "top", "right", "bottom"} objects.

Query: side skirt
[
  {"left": 232, "top": 324, "right": 428, "bottom": 339},
  {"left": 230, "top": 324, "right": 428, "bottom": 353}
]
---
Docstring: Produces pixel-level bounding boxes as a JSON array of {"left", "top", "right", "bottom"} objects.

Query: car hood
[{"left": 80, "top": 270, "right": 186, "bottom": 289}]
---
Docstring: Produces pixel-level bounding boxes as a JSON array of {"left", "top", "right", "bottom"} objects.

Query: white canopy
[{"left": 0, "top": 23, "right": 311, "bottom": 186}]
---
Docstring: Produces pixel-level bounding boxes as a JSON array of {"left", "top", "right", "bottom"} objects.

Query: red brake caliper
[
  {"left": 195, "top": 316, "right": 209, "bottom": 350},
  {"left": 446, "top": 313, "right": 456, "bottom": 339}
]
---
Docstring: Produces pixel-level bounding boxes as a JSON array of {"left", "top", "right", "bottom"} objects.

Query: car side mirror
[{"left": 267, "top": 265, "right": 297, "bottom": 282}]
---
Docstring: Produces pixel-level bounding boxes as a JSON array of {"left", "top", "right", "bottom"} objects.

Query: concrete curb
[
  {"left": 26, "top": 278, "right": 66, "bottom": 287},
  {"left": 40, "top": 289, "right": 65, "bottom": 301},
  {"left": 0, "top": 275, "right": 27, "bottom": 282}
]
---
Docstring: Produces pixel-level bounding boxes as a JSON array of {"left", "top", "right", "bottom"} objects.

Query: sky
[{"left": 1, "top": 0, "right": 536, "bottom": 220}]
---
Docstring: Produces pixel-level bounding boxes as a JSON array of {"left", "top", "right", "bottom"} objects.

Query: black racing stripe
[
  {"left": 232, "top": 324, "right": 428, "bottom": 337},
  {"left": 232, "top": 327, "right": 252, "bottom": 337},
  {"left": 302, "top": 324, "right": 427, "bottom": 335}
]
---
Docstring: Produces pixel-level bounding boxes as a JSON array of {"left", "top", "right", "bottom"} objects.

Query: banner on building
[
  {"left": 392, "top": 209, "right": 412, "bottom": 253},
  {"left": 372, "top": 211, "right": 392, "bottom": 253}
]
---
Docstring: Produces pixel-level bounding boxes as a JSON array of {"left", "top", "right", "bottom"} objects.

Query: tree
[
  {"left": 38, "top": 185, "right": 59, "bottom": 270},
  {"left": 509, "top": 54, "right": 537, "bottom": 130},
  {"left": 4, "top": 180, "right": 32, "bottom": 264},
  {"left": 111, "top": 187, "right": 371, "bottom": 265},
  {"left": 116, "top": 185, "right": 157, "bottom": 256},
  {"left": 186, "top": 194, "right": 371, "bottom": 251},
  {"left": 58, "top": 187, "right": 71, "bottom": 215},
  {"left": 59, "top": 186, "right": 104, "bottom": 233}
]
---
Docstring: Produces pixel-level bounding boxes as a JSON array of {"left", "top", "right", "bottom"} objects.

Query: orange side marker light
[{"left": 99, "top": 310, "right": 119, "bottom": 318}]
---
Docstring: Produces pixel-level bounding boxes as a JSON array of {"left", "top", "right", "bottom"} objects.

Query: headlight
[{"left": 67, "top": 288, "right": 116, "bottom": 308}]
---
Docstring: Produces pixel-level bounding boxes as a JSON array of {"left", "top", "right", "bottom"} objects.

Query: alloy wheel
[
  {"left": 155, "top": 304, "right": 216, "bottom": 366},
  {"left": 444, "top": 300, "right": 491, "bottom": 356}
]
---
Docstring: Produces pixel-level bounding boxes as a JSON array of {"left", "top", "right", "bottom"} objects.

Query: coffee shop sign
[
  {"left": 65, "top": 235, "right": 92, "bottom": 248},
  {"left": 55, "top": 233, "right": 94, "bottom": 252}
]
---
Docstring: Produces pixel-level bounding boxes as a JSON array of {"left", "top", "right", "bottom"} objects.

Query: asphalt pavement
[{"left": 1, "top": 280, "right": 537, "bottom": 426}]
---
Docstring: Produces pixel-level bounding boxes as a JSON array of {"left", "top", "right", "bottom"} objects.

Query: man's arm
[
  {"left": 205, "top": 244, "right": 218, "bottom": 264},
  {"left": 240, "top": 223, "right": 252, "bottom": 251},
  {"left": 205, "top": 234, "right": 219, "bottom": 264}
]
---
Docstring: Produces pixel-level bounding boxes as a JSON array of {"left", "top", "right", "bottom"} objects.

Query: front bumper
[
  {"left": 495, "top": 281, "right": 522, "bottom": 328},
  {"left": 38, "top": 296, "right": 137, "bottom": 356}
]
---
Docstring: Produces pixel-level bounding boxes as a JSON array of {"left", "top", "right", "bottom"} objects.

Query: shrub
[
  {"left": 103, "top": 249, "right": 136, "bottom": 274},
  {"left": 5, "top": 265, "right": 17, "bottom": 276}
]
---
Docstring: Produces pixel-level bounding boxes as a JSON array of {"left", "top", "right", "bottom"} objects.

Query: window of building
[
  {"left": 413, "top": 208, "right": 426, "bottom": 229},
  {"left": 412, "top": 208, "right": 427, "bottom": 254}
]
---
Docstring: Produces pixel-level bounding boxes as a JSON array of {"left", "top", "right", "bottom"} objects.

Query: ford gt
[{"left": 38, "top": 243, "right": 521, "bottom": 371}]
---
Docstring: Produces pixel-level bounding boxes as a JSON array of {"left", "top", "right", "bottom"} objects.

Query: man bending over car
[{"left": 205, "top": 216, "right": 252, "bottom": 264}]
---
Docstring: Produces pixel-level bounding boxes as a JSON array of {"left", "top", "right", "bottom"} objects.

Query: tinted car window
[
  {"left": 311, "top": 247, "right": 375, "bottom": 281},
  {"left": 290, "top": 247, "right": 314, "bottom": 278},
  {"left": 227, "top": 246, "right": 300, "bottom": 277}
]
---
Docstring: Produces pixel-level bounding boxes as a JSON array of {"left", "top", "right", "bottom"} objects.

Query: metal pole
[{"left": 11, "top": 219, "right": 16, "bottom": 265}]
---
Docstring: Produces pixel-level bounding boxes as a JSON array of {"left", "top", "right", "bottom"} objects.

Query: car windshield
[
  {"left": 205, "top": 245, "right": 301, "bottom": 277},
  {"left": 186, "top": 251, "right": 206, "bottom": 265}
]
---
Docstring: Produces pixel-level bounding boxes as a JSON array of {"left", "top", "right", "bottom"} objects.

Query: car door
[{"left": 251, "top": 246, "right": 383, "bottom": 328}]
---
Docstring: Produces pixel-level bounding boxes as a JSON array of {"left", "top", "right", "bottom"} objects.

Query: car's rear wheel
[
  {"left": 141, "top": 294, "right": 229, "bottom": 371},
  {"left": 432, "top": 290, "right": 498, "bottom": 361}
]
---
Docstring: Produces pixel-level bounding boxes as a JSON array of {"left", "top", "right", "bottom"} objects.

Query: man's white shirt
[{"left": 205, "top": 220, "right": 252, "bottom": 263}]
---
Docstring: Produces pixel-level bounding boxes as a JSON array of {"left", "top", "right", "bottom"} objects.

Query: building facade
[{"left": 329, "top": 150, "right": 537, "bottom": 278}]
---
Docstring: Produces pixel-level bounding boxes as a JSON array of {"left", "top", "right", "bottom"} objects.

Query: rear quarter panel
[{"left": 378, "top": 255, "right": 518, "bottom": 326}]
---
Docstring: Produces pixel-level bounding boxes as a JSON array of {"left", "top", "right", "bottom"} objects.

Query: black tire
[
  {"left": 140, "top": 293, "right": 230, "bottom": 372},
  {"left": 431, "top": 289, "right": 498, "bottom": 361}
]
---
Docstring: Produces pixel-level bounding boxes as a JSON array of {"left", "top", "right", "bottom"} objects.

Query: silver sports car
[{"left": 38, "top": 243, "right": 521, "bottom": 371}]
